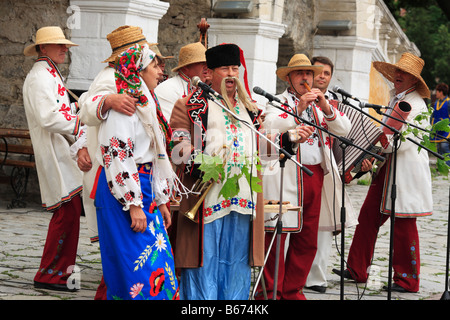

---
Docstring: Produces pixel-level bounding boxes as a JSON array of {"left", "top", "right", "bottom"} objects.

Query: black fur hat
[{"left": 206, "top": 43, "right": 241, "bottom": 69}]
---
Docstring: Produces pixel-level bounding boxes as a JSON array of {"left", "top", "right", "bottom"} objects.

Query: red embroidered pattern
[
  {"left": 59, "top": 103, "right": 77, "bottom": 121},
  {"left": 101, "top": 136, "right": 134, "bottom": 169}
]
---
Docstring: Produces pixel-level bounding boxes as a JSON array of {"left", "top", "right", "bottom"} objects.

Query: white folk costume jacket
[
  {"left": 378, "top": 89, "right": 433, "bottom": 217},
  {"left": 22, "top": 56, "right": 82, "bottom": 211},
  {"left": 263, "top": 89, "right": 357, "bottom": 232},
  {"left": 154, "top": 73, "right": 194, "bottom": 121}
]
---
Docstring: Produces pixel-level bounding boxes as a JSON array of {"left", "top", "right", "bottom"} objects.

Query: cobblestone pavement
[{"left": 0, "top": 174, "right": 449, "bottom": 301}]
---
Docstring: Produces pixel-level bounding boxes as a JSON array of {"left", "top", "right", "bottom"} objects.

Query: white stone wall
[
  {"left": 313, "top": 0, "right": 420, "bottom": 103},
  {"left": 208, "top": 18, "right": 286, "bottom": 108},
  {"left": 67, "top": 0, "right": 169, "bottom": 91}
]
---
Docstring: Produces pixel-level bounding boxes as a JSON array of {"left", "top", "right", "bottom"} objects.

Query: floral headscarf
[
  {"left": 114, "top": 43, "right": 172, "bottom": 152},
  {"left": 114, "top": 44, "right": 154, "bottom": 107},
  {"left": 114, "top": 43, "right": 184, "bottom": 202}
]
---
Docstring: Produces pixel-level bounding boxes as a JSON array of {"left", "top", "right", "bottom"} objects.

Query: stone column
[
  {"left": 207, "top": 18, "right": 286, "bottom": 108},
  {"left": 67, "top": 0, "right": 169, "bottom": 91},
  {"left": 313, "top": 35, "right": 378, "bottom": 102}
]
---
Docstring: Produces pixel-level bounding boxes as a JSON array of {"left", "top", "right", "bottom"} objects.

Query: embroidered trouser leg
[
  {"left": 259, "top": 164, "right": 324, "bottom": 300},
  {"left": 347, "top": 164, "right": 420, "bottom": 292},
  {"left": 34, "top": 194, "right": 82, "bottom": 284}
]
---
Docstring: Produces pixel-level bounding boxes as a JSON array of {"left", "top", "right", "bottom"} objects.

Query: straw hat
[
  {"left": 103, "top": 26, "right": 149, "bottom": 63},
  {"left": 373, "top": 52, "right": 430, "bottom": 98},
  {"left": 24, "top": 26, "right": 77, "bottom": 56},
  {"left": 172, "top": 42, "right": 206, "bottom": 72},
  {"left": 148, "top": 43, "right": 174, "bottom": 60},
  {"left": 276, "top": 54, "right": 323, "bottom": 81}
]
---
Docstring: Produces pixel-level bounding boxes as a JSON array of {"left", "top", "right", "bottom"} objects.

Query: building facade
[{"left": 0, "top": 0, "right": 418, "bottom": 195}]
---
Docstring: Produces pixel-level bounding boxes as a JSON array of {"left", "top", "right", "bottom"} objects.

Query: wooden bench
[{"left": 0, "top": 128, "right": 35, "bottom": 208}]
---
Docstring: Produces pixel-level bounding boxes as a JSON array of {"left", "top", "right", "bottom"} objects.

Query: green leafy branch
[
  {"left": 402, "top": 108, "right": 450, "bottom": 175},
  {"left": 194, "top": 152, "right": 262, "bottom": 199}
]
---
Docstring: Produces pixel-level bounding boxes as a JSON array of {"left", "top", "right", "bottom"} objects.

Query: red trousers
[
  {"left": 347, "top": 163, "right": 420, "bottom": 292},
  {"left": 95, "top": 276, "right": 107, "bottom": 300},
  {"left": 259, "top": 164, "right": 324, "bottom": 300},
  {"left": 34, "top": 194, "right": 82, "bottom": 285}
]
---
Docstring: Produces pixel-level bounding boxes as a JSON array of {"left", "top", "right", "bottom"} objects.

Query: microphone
[
  {"left": 331, "top": 85, "right": 360, "bottom": 102},
  {"left": 382, "top": 101, "right": 411, "bottom": 135},
  {"left": 360, "top": 102, "right": 391, "bottom": 110},
  {"left": 192, "top": 76, "right": 223, "bottom": 99},
  {"left": 253, "top": 86, "right": 282, "bottom": 103}
]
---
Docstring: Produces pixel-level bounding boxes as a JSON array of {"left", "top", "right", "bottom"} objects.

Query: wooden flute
[{"left": 302, "top": 80, "right": 312, "bottom": 92}]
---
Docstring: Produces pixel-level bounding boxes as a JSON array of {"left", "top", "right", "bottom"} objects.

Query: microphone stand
[
  {"left": 342, "top": 98, "right": 444, "bottom": 300},
  {"left": 264, "top": 98, "right": 385, "bottom": 300}
]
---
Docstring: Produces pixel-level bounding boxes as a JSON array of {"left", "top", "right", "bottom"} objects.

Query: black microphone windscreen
[{"left": 253, "top": 86, "right": 263, "bottom": 94}]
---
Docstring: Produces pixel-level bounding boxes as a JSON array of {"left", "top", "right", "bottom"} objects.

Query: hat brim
[
  {"left": 373, "top": 61, "right": 430, "bottom": 99},
  {"left": 102, "top": 39, "right": 150, "bottom": 63},
  {"left": 23, "top": 39, "right": 78, "bottom": 56},
  {"left": 172, "top": 58, "right": 207, "bottom": 72},
  {"left": 276, "top": 65, "right": 323, "bottom": 81}
]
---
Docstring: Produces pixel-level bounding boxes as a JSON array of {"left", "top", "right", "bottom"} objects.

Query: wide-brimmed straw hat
[
  {"left": 276, "top": 54, "right": 323, "bottom": 81},
  {"left": 24, "top": 26, "right": 78, "bottom": 56},
  {"left": 373, "top": 52, "right": 430, "bottom": 98},
  {"left": 172, "top": 42, "right": 206, "bottom": 72},
  {"left": 103, "top": 26, "right": 149, "bottom": 63}
]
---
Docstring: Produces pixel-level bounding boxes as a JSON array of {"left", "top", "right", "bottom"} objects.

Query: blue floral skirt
[{"left": 95, "top": 165, "right": 179, "bottom": 300}]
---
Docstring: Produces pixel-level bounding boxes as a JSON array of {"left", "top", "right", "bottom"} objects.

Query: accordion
[{"left": 331, "top": 102, "right": 388, "bottom": 183}]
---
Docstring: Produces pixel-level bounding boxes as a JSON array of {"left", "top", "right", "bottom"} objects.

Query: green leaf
[
  {"left": 219, "top": 174, "right": 242, "bottom": 199},
  {"left": 433, "top": 118, "right": 450, "bottom": 132},
  {"left": 194, "top": 153, "right": 225, "bottom": 183},
  {"left": 436, "top": 158, "right": 450, "bottom": 176}
]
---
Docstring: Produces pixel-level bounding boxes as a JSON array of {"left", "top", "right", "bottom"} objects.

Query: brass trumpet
[
  {"left": 184, "top": 177, "right": 214, "bottom": 223},
  {"left": 184, "top": 145, "right": 230, "bottom": 223}
]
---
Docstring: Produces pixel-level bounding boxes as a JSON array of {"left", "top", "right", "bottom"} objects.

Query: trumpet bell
[{"left": 183, "top": 180, "right": 214, "bottom": 223}]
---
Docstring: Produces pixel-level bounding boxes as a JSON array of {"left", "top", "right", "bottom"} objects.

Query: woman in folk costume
[
  {"left": 22, "top": 26, "right": 83, "bottom": 291},
  {"left": 95, "top": 43, "right": 179, "bottom": 300},
  {"left": 170, "top": 43, "right": 265, "bottom": 300},
  {"left": 257, "top": 54, "right": 352, "bottom": 300},
  {"left": 334, "top": 53, "right": 433, "bottom": 293}
]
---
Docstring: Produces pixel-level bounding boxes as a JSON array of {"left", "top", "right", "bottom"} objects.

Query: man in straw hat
[
  {"left": 169, "top": 43, "right": 265, "bottom": 300},
  {"left": 154, "top": 42, "right": 209, "bottom": 120},
  {"left": 255, "top": 53, "right": 351, "bottom": 300},
  {"left": 76, "top": 25, "right": 166, "bottom": 299},
  {"left": 23, "top": 26, "right": 83, "bottom": 292},
  {"left": 333, "top": 52, "right": 433, "bottom": 293}
]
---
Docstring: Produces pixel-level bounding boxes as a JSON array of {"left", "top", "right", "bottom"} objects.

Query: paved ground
[{"left": 0, "top": 173, "right": 449, "bottom": 301}]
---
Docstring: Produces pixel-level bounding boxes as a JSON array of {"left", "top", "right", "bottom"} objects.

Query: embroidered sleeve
[
  {"left": 27, "top": 71, "right": 80, "bottom": 136},
  {"left": 78, "top": 67, "right": 116, "bottom": 126},
  {"left": 99, "top": 111, "right": 143, "bottom": 210},
  {"left": 69, "top": 124, "right": 87, "bottom": 160}
]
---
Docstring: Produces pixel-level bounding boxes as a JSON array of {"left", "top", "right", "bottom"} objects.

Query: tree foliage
[{"left": 384, "top": 0, "right": 450, "bottom": 88}]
